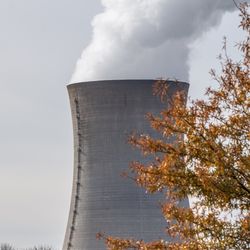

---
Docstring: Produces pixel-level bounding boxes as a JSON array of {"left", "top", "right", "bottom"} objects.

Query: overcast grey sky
[{"left": 0, "top": 0, "right": 247, "bottom": 249}]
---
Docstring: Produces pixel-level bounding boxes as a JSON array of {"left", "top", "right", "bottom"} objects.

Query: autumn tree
[{"left": 100, "top": 2, "right": 250, "bottom": 250}]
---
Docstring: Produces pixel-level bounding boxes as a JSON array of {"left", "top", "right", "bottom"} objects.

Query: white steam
[{"left": 71, "top": 0, "right": 235, "bottom": 83}]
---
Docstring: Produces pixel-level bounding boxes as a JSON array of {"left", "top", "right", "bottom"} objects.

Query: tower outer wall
[{"left": 63, "top": 80, "right": 189, "bottom": 250}]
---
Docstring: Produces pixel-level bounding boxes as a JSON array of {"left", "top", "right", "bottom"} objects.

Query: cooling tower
[{"left": 63, "top": 79, "right": 189, "bottom": 250}]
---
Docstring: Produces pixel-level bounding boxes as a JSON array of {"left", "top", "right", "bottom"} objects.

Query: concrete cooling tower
[{"left": 63, "top": 79, "right": 189, "bottom": 250}]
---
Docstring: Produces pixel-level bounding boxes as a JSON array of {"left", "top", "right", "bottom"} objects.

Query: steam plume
[{"left": 71, "top": 0, "right": 235, "bottom": 83}]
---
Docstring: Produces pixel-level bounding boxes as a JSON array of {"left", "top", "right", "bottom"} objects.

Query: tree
[
  {"left": 99, "top": 2, "right": 250, "bottom": 249},
  {"left": 27, "top": 246, "right": 53, "bottom": 250},
  {"left": 0, "top": 244, "right": 15, "bottom": 250},
  {"left": 0, "top": 244, "right": 53, "bottom": 250}
]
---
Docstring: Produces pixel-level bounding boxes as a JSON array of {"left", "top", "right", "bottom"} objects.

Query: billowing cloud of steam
[{"left": 71, "top": 0, "right": 235, "bottom": 83}]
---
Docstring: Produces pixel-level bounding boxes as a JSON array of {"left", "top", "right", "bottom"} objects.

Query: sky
[{"left": 0, "top": 0, "right": 247, "bottom": 249}]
